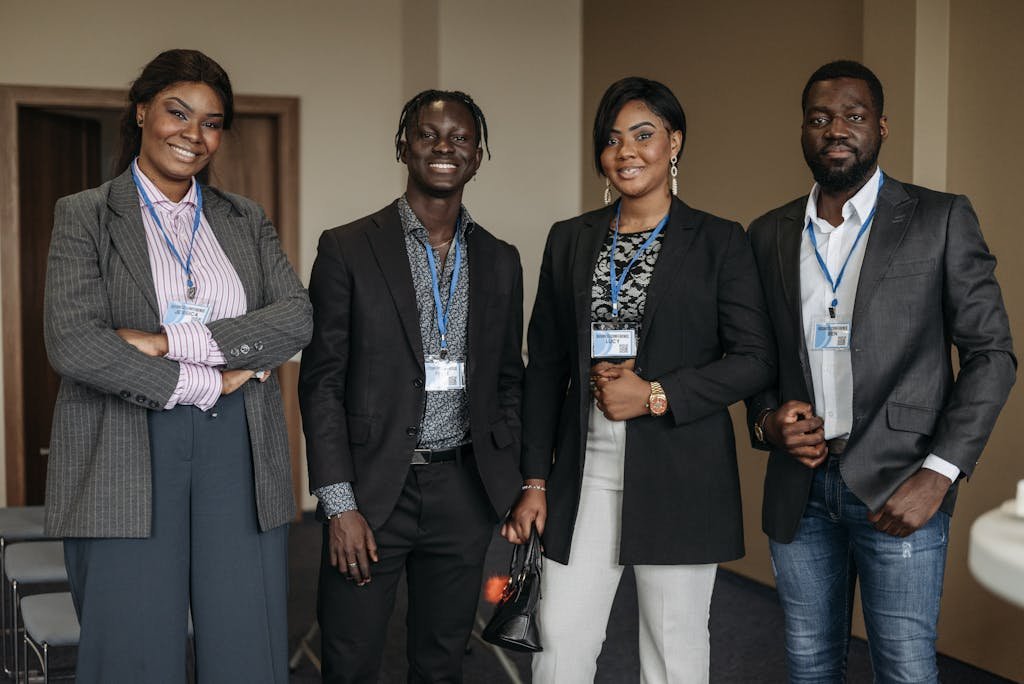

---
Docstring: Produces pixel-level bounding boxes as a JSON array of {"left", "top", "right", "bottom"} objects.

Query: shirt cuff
[
  {"left": 164, "top": 321, "right": 226, "bottom": 366},
  {"left": 922, "top": 454, "right": 960, "bottom": 483},
  {"left": 314, "top": 482, "right": 358, "bottom": 517},
  {"left": 164, "top": 362, "right": 221, "bottom": 411}
]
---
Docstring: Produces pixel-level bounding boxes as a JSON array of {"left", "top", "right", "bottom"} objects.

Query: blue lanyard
[
  {"left": 131, "top": 161, "right": 203, "bottom": 299},
  {"left": 609, "top": 202, "right": 669, "bottom": 316},
  {"left": 806, "top": 173, "right": 884, "bottom": 317},
  {"left": 422, "top": 226, "right": 463, "bottom": 353}
]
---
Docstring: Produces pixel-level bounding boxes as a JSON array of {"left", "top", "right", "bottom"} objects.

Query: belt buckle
[{"left": 411, "top": 449, "right": 431, "bottom": 466}]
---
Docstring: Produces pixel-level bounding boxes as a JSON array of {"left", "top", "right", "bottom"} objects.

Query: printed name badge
[
  {"left": 591, "top": 322, "right": 638, "bottom": 359},
  {"left": 424, "top": 356, "right": 466, "bottom": 391},
  {"left": 812, "top": 318, "right": 851, "bottom": 351},
  {"left": 162, "top": 300, "right": 212, "bottom": 326}
]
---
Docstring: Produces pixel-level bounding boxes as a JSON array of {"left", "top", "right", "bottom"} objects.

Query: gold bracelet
[{"left": 521, "top": 484, "right": 546, "bottom": 492}]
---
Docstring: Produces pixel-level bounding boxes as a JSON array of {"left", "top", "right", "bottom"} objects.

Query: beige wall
[
  {"left": 0, "top": 0, "right": 582, "bottom": 508},
  {"left": 945, "top": 0, "right": 1024, "bottom": 677}
]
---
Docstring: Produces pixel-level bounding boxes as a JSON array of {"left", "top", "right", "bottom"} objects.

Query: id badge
[
  {"left": 812, "top": 318, "right": 851, "bottom": 351},
  {"left": 163, "top": 300, "right": 212, "bottom": 325},
  {"left": 591, "top": 322, "right": 638, "bottom": 359},
  {"left": 424, "top": 355, "right": 466, "bottom": 391}
]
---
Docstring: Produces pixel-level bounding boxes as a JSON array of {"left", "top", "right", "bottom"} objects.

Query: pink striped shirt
[{"left": 133, "top": 160, "right": 247, "bottom": 411}]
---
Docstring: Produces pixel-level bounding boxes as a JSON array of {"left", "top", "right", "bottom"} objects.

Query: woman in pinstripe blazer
[{"left": 42, "top": 50, "right": 311, "bottom": 683}]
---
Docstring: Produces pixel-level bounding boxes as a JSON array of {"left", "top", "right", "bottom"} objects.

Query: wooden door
[{"left": 17, "top": 108, "right": 102, "bottom": 504}]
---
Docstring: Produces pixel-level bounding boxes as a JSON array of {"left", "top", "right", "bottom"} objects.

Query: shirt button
[
  {"left": 413, "top": 378, "right": 424, "bottom": 388},
  {"left": 240, "top": 344, "right": 251, "bottom": 354},
  {"left": 406, "top": 427, "right": 418, "bottom": 437}
]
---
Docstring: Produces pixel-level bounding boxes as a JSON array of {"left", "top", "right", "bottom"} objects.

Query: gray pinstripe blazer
[{"left": 43, "top": 168, "right": 312, "bottom": 538}]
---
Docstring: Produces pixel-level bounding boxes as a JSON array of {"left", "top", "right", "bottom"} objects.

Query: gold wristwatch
[{"left": 647, "top": 381, "right": 668, "bottom": 416}]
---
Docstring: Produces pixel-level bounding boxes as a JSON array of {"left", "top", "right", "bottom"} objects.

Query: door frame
[{"left": 0, "top": 84, "right": 301, "bottom": 507}]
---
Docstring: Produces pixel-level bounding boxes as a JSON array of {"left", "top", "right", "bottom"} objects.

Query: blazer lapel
[
  {"left": 201, "top": 187, "right": 261, "bottom": 310},
  {"left": 852, "top": 178, "right": 916, "bottom": 326},
  {"left": 573, "top": 206, "right": 613, "bottom": 367},
  {"left": 776, "top": 198, "right": 815, "bottom": 399},
  {"left": 467, "top": 225, "right": 494, "bottom": 383},
  {"left": 638, "top": 197, "right": 698, "bottom": 343},
  {"left": 366, "top": 202, "right": 424, "bottom": 365},
  {"left": 106, "top": 170, "right": 160, "bottom": 319}
]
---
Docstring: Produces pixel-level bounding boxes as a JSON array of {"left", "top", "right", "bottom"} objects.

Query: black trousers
[{"left": 318, "top": 459, "right": 495, "bottom": 683}]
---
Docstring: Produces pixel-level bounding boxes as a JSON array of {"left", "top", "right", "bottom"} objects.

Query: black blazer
[
  {"left": 299, "top": 201, "right": 525, "bottom": 529},
  {"left": 747, "top": 177, "right": 1016, "bottom": 544},
  {"left": 521, "top": 197, "right": 776, "bottom": 565}
]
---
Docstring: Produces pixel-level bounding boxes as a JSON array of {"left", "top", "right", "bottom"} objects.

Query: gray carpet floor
[{"left": 286, "top": 515, "right": 1013, "bottom": 683}]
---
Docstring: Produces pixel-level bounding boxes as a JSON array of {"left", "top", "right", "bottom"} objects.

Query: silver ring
[{"left": 347, "top": 562, "right": 358, "bottom": 567}]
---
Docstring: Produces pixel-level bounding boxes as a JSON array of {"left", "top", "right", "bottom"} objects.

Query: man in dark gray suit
[{"left": 747, "top": 60, "right": 1015, "bottom": 682}]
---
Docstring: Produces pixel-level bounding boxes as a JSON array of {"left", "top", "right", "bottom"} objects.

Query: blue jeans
[{"left": 770, "top": 457, "right": 949, "bottom": 684}]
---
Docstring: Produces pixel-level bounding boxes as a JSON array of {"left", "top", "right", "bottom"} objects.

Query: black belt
[
  {"left": 827, "top": 438, "right": 848, "bottom": 455},
  {"left": 411, "top": 443, "right": 472, "bottom": 465}
]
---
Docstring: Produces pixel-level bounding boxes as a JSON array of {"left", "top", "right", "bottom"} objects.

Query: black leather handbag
[{"left": 481, "top": 529, "right": 543, "bottom": 652}]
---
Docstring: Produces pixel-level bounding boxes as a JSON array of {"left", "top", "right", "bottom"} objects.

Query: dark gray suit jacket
[
  {"left": 521, "top": 198, "right": 776, "bottom": 565},
  {"left": 299, "top": 201, "right": 524, "bottom": 529},
  {"left": 747, "top": 176, "right": 1016, "bottom": 543},
  {"left": 43, "top": 168, "right": 312, "bottom": 538}
]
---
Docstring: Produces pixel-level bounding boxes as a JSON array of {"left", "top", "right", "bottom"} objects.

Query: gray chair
[
  {"left": 20, "top": 592, "right": 77, "bottom": 684},
  {"left": 5, "top": 541, "right": 68, "bottom": 680},
  {"left": 0, "top": 506, "right": 46, "bottom": 676}
]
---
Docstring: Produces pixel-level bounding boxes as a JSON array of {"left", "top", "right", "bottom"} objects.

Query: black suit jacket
[
  {"left": 521, "top": 197, "right": 776, "bottom": 565},
  {"left": 299, "top": 201, "right": 524, "bottom": 529},
  {"left": 747, "top": 177, "right": 1016, "bottom": 543}
]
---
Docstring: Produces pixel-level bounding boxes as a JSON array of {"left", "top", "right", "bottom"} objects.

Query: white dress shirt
[{"left": 801, "top": 167, "right": 959, "bottom": 482}]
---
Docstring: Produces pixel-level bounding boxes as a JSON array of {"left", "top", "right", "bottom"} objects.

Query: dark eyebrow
[
  {"left": 609, "top": 121, "right": 657, "bottom": 135},
  {"left": 168, "top": 96, "right": 224, "bottom": 118}
]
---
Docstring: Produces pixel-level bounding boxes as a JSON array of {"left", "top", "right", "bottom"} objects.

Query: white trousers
[{"left": 532, "top": 402, "right": 717, "bottom": 684}]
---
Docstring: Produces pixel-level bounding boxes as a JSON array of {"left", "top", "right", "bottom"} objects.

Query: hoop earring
[
  {"left": 137, "top": 118, "right": 144, "bottom": 127},
  {"left": 670, "top": 155, "right": 679, "bottom": 196},
  {"left": 603, "top": 177, "right": 612, "bottom": 206}
]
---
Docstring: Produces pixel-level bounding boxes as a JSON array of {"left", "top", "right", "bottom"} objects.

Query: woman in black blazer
[{"left": 502, "top": 77, "right": 775, "bottom": 683}]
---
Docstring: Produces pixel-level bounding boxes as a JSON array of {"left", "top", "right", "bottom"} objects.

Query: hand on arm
[
  {"left": 868, "top": 468, "right": 951, "bottom": 537},
  {"left": 115, "top": 329, "right": 169, "bottom": 357},
  {"left": 590, "top": 360, "right": 652, "bottom": 421},
  {"left": 501, "top": 479, "right": 547, "bottom": 544},
  {"left": 762, "top": 400, "right": 827, "bottom": 468}
]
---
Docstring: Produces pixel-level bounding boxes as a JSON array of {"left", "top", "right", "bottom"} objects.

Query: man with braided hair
[{"left": 300, "top": 90, "right": 525, "bottom": 682}]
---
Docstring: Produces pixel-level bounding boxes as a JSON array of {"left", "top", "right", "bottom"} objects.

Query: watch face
[{"left": 650, "top": 395, "right": 668, "bottom": 416}]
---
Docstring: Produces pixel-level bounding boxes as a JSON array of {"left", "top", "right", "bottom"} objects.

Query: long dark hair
[{"left": 114, "top": 49, "right": 234, "bottom": 181}]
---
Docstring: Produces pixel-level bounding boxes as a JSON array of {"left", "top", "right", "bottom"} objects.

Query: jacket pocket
[
  {"left": 347, "top": 415, "right": 373, "bottom": 445},
  {"left": 491, "top": 418, "right": 515, "bottom": 449},
  {"left": 886, "top": 402, "right": 939, "bottom": 435},
  {"left": 883, "top": 258, "right": 934, "bottom": 279}
]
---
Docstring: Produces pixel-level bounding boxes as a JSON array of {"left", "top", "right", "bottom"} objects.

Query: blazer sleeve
[
  {"left": 927, "top": 195, "right": 1016, "bottom": 476},
  {"left": 658, "top": 221, "right": 777, "bottom": 427},
  {"left": 44, "top": 195, "right": 181, "bottom": 406},
  {"left": 206, "top": 202, "right": 312, "bottom": 370},
  {"left": 520, "top": 224, "right": 573, "bottom": 480},
  {"left": 497, "top": 244, "right": 526, "bottom": 432},
  {"left": 744, "top": 216, "right": 782, "bottom": 450},
  {"left": 299, "top": 229, "right": 356, "bottom": 489}
]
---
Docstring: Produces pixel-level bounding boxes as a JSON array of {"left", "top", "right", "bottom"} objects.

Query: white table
[{"left": 969, "top": 500, "right": 1024, "bottom": 609}]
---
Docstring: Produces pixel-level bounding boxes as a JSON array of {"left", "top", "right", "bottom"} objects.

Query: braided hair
[{"left": 394, "top": 89, "right": 491, "bottom": 161}]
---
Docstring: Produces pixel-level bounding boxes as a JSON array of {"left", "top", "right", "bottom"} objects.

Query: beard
[{"left": 804, "top": 143, "right": 880, "bottom": 194}]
